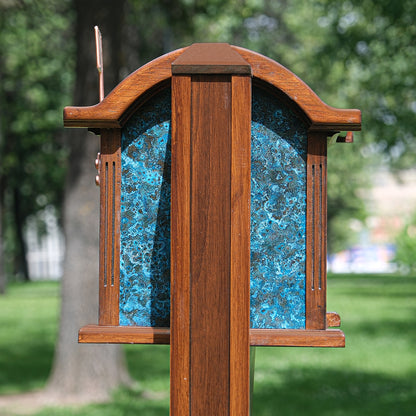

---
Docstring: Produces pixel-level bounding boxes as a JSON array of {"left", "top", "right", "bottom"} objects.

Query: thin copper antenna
[{"left": 94, "top": 26, "right": 104, "bottom": 102}]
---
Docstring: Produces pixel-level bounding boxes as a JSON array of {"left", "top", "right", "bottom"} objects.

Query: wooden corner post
[{"left": 170, "top": 43, "right": 252, "bottom": 415}]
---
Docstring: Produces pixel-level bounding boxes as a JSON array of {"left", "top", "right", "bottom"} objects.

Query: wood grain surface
[
  {"left": 170, "top": 74, "right": 192, "bottom": 414},
  {"left": 189, "top": 75, "right": 232, "bottom": 415}
]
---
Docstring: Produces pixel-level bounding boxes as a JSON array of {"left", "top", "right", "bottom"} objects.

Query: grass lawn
[{"left": 0, "top": 274, "right": 415, "bottom": 415}]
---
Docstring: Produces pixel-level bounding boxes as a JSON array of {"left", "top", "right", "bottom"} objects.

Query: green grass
[
  {"left": 0, "top": 282, "right": 59, "bottom": 395},
  {"left": 252, "top": 274, "right": 416, "bottom": 415},
  {"left": 0, "top": 275, "right": 415, "bottom": 415}
]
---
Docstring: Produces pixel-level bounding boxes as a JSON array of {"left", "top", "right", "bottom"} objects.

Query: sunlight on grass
[{"left": 0, "top": 275, "right": 415, "bottom": 415}]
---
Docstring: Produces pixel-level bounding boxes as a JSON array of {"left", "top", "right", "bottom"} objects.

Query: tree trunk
[
  {"left": 13, "top": 187, "right": 30, "bottom": 281},
  {"left": 0, "top": 107, "right": 4, "bottom": 294},
  {"left": 0, "top": 202, "right": 5, "bottom": 294},
  {"left": 46, "top": 0, "right": 130, "bottom": 402}
]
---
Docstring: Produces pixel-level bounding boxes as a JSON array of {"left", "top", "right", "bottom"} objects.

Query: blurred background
[{"left": 0, "top": 0, "right": 415, "bottom": 415}]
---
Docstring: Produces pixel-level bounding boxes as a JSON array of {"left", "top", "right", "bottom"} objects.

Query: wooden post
[{"left": 170, "top": 43, "right": 252, "bottom": 415}]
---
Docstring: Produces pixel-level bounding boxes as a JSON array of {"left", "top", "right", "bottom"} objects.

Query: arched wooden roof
[{"left": 64, "top": 44, "right": 361, "bottom": 132}]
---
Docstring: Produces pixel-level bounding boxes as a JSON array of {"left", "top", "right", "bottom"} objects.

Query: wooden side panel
[
  {"left": 306, "top": 132, "right": 327, "bottom": 329},
  {"left": 230, "top": 75, "right": 251, "bottom": 415},
  {"left": 99, "top": 129, "right": 121, "bottom": 325},
  {"left": 170, "top": 75, "right": 192, "bottom": 415}
]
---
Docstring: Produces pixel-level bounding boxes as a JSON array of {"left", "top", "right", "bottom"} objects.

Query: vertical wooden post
[{"left": 170, "top": 44, "right": 252, "bottom": 415}]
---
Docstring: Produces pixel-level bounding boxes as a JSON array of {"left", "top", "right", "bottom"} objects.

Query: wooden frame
[{"left": 64, "top": 44, "right": 361, "bottom": 350}]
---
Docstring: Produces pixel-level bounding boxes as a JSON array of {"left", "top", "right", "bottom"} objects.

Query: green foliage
[
  {"left": 2, "top": 0, "right": 415, "bottom": 275},
  {"left": 1, "top": 276, "right": 415, "bottom": 414},
  {"left": 310, "top": 0, "right": 416, "bottom": 170},
  {"left": 0, "top": 0, "right": 74, "bottom": 278},
  {"left": 395, "top": 212, "right": 416, "bottom": 273},
  {"left": 0, "top": 0, "right": 73, "bottom": 209}
]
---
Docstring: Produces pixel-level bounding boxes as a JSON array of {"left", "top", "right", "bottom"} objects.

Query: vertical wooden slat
[
  {"left": 230, "top": 75, "right": 251, "bottom": 415},
  {"left": 99, "top": 129, "right": 121, "bottom": 325},
  {"left": 306, "top": 132, "right": 327, "bottom": 329},
  {"left": 170, "top": 75, "right": 192, "bottom": 415},
  {"left": 190, "top": 75, "right": 232, "bottom": 415}
]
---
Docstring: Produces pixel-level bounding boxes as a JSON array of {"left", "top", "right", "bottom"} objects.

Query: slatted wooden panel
[
  {"left": 98, "top": 129, "right": 121, "bottom": 325},
  {"left": 306, "top": 132, "right": 327, "bottom": 329}
]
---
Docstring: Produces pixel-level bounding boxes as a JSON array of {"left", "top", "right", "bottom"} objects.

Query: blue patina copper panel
[
  {"left": 119, "top": 86, "right": 307, "bottom": 329},
  {"left": 250, "top": 88, "right": 307, "bottom": 329},
  {"left": 119, "top": 89, "right": 171, "bottom": 327}
]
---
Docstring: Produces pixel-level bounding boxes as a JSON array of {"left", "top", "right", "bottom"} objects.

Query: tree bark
[
  {"left": 13, "top": 187, "right": 30, "bottom": 281},
  {"left": 46, "top": 0, "right": 130, "bottom": 401},
  {"left": 0, "top": 99, "right": 4, "bottom": 294},
  {"left": 0, "top": 201, "right": 5, "bottom": 294}
]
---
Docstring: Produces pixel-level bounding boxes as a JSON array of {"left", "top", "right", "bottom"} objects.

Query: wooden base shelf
[
  {"left": 78, "top": 325, "right": 170, "bottom": 344},
  {"left": 79, "top": 325, "right": 345, "bottom": 347},
  {"left": 249, "top": 328, "right": 344, "bottom": 347}
]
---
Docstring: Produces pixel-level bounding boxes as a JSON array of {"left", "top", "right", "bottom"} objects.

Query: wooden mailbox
[{"left": 64, "top": 43, "right": 361, "bottom": 415}]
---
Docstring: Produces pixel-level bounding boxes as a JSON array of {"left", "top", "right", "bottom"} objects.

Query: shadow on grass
[
  {"left": 31, "top": 366, "right": 416, "bottom": 416},
  {"left": 124, "top": 345, "right": 170, "bottom": 385},
  {"left": 252, "top": 368, "right": 416, "bottom": 416},
  {"left": 0, "top": 341, "right": 55, "bottom": 394},
  {"left": 350, "top": 318, "right": 416, "bottom": 344},
  {"left": 2, "top": 277, "right": 415, "bottom": 415}
]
